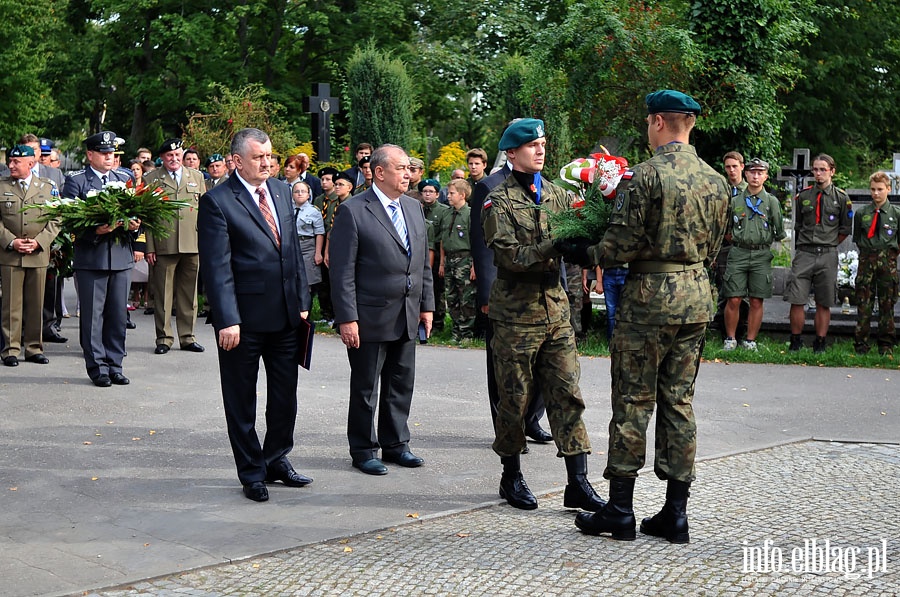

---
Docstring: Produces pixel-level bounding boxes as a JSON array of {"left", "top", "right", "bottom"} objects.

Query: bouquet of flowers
[
  {"left": 25, "top": 179, "right": 190, "bottom": 243},
  {"left": 837, "top": 250, "right": 858, "bottom": 288},
  {"left": 549, "top": 149, "right": 629, "bottom": 241}
]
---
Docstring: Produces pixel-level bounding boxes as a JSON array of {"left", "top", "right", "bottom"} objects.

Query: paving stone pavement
[{"left": 86, "top": 441, "right": 900, "bottom": 596}]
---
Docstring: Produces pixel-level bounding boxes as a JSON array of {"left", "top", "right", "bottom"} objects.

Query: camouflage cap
[
  {"left": 645, "top": 90, "right": 701, "bottom": 115},
  {"left": 409, "top": 157, "right": 425, "bottom": 169}
]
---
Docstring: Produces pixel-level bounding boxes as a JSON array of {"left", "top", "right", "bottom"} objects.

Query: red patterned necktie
[
  {"left": 815, "top": 191, "right": 823, "bottom": 225},
  {"left": 256, "top": 185, "right": 280, "bottom": 248},
  {"left": 867, "top": 209, "right": 879, "bottom": 239}
]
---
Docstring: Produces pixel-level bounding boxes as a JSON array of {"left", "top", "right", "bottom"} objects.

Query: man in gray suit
[{"left": 329, "top": 144, "right": 435, "bottom": 476}]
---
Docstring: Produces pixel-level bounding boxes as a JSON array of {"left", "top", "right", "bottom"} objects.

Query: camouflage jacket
[
  {"left": 589, "top": 143, "right": 729, "bottom": 325},
  {"left": 481, "top": 172, "right": 568, "bottom": 324}
]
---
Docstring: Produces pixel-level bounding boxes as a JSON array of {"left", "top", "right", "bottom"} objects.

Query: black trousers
[
  {"left": 346, "top": 336, "right": 416, "bottom": 462},
  {"left": 217, "top": 326, "right": 299, "bottom": 484}
]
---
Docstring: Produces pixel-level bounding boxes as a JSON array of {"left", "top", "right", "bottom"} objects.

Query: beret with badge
[
  {"left": 418, "top": 178, "right": 441, "bottom": 192},
  {"left": 205, "top": 153, "right": 225, "bottom": 167},
  {"left": 318, "top": 166, "right": 339, "bottom": 178},
  {"left": 498, "top": 118, "right": 545, "bottom": 151},
  {"left": 8, "top": 144, "right": 35, "bottom": 158},
  {"left": 645, "top": 90, "right": 702, "bottom": 115},
  {"left": 158, "top": 138, "right": 183, "bottom": 155},
  {"left": 333, "top": 171, "right": 355, "bottom": 187}
]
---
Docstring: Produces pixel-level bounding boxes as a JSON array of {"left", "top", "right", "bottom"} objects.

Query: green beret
[
  {"left": 498, "top": 118, "right": 545, "bottom": 151},
  {"left": 8, "top": 144, "right": 35, "bottom": 158},
  {"left": 418, "top": 178, "right": 441, "bottom": 192},
  {"left": 205, "top": 153, "right": 225, "bottom": 167},
  {"left": 645, "top": 90, "right": 701, "bottom": 115}
]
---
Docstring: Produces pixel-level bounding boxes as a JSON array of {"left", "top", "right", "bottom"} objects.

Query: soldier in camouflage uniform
[
  {"left": 481, "top": 118, "right": 605, "bottom": 513},
  {"left": 852, "top": 172, "right": 900, "bottom": 355},
  {"left": 438, "top": 179, "right": 476, "bottom": 342},
  {"left": 419, "top": 179, "right": 449, "bottom": 331},
  {"left": 559, "top": 91, "right": 729, "bottom": 543}
]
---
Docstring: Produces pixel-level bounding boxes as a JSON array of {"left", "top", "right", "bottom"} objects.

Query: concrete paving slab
[{"left": 1, "top": 308, "right": 897, "bottom": 596}]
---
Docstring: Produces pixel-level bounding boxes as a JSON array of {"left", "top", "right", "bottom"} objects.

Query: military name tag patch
[
  {"left": 187, "top": 182, "right": 198, "bottom": 187},
  {"left": 3, "top": 192, "right": 14, "bottom": 196}
]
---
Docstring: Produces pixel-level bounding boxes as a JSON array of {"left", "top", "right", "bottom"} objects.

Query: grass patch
[{"left": 309, "top": 297, "right": 899, "bottom": 370}]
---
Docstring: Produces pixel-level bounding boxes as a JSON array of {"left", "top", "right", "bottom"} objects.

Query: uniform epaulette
[{"left": 69, "top": 169, "right": 85, "bottom": 177}]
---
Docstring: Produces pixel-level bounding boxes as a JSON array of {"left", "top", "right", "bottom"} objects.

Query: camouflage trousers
[
  {"left": 605, "top": 321, "right": 707, "bottom": 483},
  {"left": 565, "top": 265, "right": 584, "bottom": 334},
  {"left": 431, "top": 259, "right": 446, "bottom": 329},
  {"left": 854, "top": 249, "right": 899, "bottom": 349},
  {"left": 490, "top": 318, "right": 591, "bottom": 458},
  {"left": 444, "top": 253, "right": 476, "bottom": 341}
]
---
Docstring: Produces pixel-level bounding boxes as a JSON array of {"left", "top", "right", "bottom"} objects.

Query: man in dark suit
[
  {"left": 64, "top": 131, "right": 140, "bottom": 387},
  {"left": 342, "top": 142, "right": 373, "bottom": 189},
  {"left": 329, "top": 144, "right": 435, "bottom": 476},
  {"left": 198, "top": 128, "right": 313, "bottom": 503},
  {"left": 470, "top": 153, "right": 552, "bottom": 446}
]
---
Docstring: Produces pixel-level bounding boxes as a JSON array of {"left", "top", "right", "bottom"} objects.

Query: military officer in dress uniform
[
  {"left": 64, "top": 131, "right": 142, "bottom": 387},
  {"left": 205, "top": 153, "right": 229, "bottom": 191},
  {"left": 0, "top": 145, "right": 61, "bottom": 366},
  {"left": 143, "top": 139, "right": 205, "bottom": 355}
]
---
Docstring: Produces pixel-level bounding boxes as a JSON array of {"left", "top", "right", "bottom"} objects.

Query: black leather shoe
[
  {"left": 3, "top": 356, "right": 18, "bottom": 367},
  {"left": 144, "top": 307, "right": 155, "bottom": 315},
  {"left": 521, "top": 445, "right": 530, "bottom": 455},
  {"left": 180, "top": 342, "right": 205, "bottom": 353},
  {"left": 126, "top": 320, "right": 137, "bottom": 330},
  {"left": 154, "top": 345, "right": 170, "bottom": 354},
  {"left": 44, "top": 333, "right": 68, "bottom": 343},
  {"left": 93, "top": 375, "right": 112, "bottom": 387},
  {"left": 382, "top": 451, "right": 424, "bottom": 468},
  {"left": 25, "top": 354, "right": 49, "bottom": 364},
  {"left": 499, "top": 472, "right": 538, "bottom": 510},
  {"left": 526, "top": 427, "right": 553, "bottom": 443},
  {"left": 353, "top": 458, "right": 388, "bottom": 475},
  {"left": 110, "top": 373, "right": 130, "bottom": 385},
  {"left": 242, "top": 481, "right": 269, "bottom": 502},
  {"left": 265, "top": 468, "right": 313, "bottom": 487}
]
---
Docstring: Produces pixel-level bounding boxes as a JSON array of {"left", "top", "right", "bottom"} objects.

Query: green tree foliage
[
  {"left": 688, "top": 0, "right": 818, "bottom": 162},
  {"left": 522, "top": 0, "right": 700, "bottom": 165},
  {"left": 345, "top": 43, "right": 416, "bottom": 149},
  {"left": 0, "top": 0, "right": 62, "bottom": 144},
  {"left": 784, "top": 0, "right": 900, "bottom": 183},
  {"left": 183, "top": 84, "right": 297, "bottom": 160}
]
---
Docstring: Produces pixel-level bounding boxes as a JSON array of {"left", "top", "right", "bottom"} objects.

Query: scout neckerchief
[
  {"left": 745, "top": 195, "right": 765, "bottom": 220},
  {"left": 868, "top": 208, "right": 880, "bottom": 239}
]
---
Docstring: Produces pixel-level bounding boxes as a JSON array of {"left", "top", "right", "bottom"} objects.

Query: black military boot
[
  {"left": 563, "top": 453, "right": 606, "bottom": 512},
  {"left": 499, "top": 455, "right": 537, "bottom": 510},
  {"left": 789, "top": 334, "right": 803, "bottom": 351},
  {"left": 574, "top": 477, "right": 636, "bottom": 540},
  {"left": 640, "top": 479, "right": 691, "bottom": 544},
  {"left": 813, "top": 335, "right": 827, "bottom": 354}
]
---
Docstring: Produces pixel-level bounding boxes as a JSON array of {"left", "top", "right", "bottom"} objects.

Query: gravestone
[{"left": 302, "top": 83, "right": 339, "bottom": 163}]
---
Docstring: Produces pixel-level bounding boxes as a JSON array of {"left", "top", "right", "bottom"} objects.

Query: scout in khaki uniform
[
  {"left": 722, "top": 158, "right": 786, "bottom": 351},
  {"left": 0, "top": 145, "right": 61, "bottom": 366},
  {"left": 852, "top": 171, "right": 900, "bottom": 355}
]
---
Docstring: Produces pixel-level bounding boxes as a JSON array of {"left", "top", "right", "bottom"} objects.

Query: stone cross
[
  {"left": 302, "top": 83, "right": 339, "bottom": 163},
  {"left": 776, "top": 148, "right": 813, "bottom": 196},
  {"left": 884, "top": 153, "right": 900, "bottom": 194}
]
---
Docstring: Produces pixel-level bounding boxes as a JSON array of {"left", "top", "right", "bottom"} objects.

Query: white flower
[
  {"left": 86, "top": 189, "right": 99, "bottom": 198},
  {"left": 104, "top": 180, "right": 127, "bottom": 190}
]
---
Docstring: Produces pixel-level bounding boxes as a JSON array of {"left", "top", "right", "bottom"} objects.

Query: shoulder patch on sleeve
[
  {"left": 621, "top": 169, "right": 634, "bottom": 181},
  {"left": 483, "top": 197, "right": 492, "bottom": 210}
]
